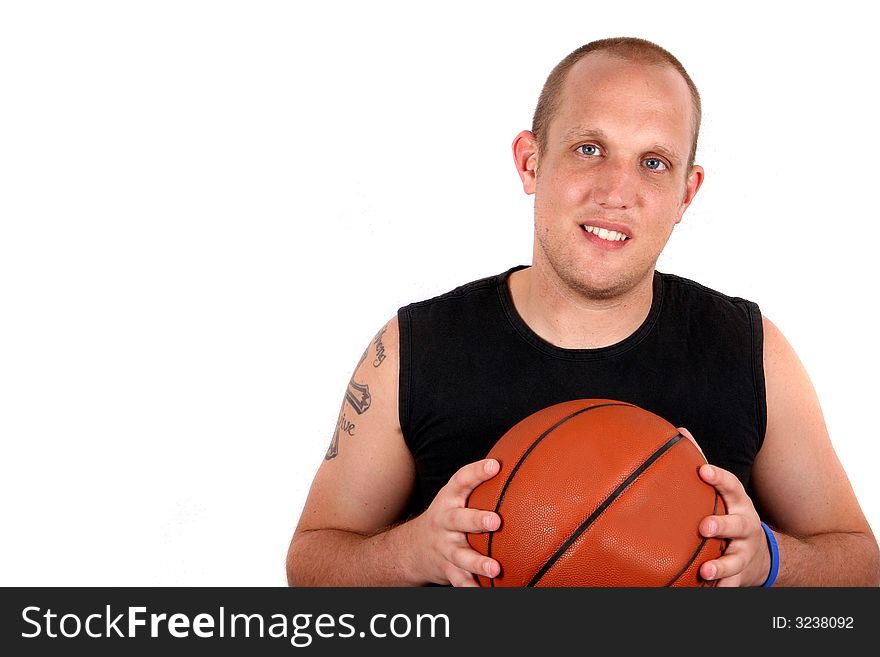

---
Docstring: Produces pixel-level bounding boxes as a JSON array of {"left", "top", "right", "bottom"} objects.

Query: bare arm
[
  {"left": 286, "top": 316, "right": 501, "bottom": 586},
  {"left": 749, "top": 316, "right": 879, "bottom": 585},
  {"left": 696, "top": 315, "right": 880, "bottom": 586}
]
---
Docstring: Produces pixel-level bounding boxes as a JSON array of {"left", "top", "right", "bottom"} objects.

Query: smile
[{"left": 582, "top": 225, "right": 629, "bottom": 242}]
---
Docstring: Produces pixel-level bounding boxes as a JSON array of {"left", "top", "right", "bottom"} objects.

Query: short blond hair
[{"left": 532, "top": 37, "right": 701, "bottom": 168}]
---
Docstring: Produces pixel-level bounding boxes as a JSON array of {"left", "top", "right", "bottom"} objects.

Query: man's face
[{"left": 520, "top": 53, "right": 703, "bottom": 299}]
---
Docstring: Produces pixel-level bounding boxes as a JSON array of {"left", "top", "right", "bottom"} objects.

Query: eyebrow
[
  {"left": 560, "top": 128, "right": 608, "bottom": 144},
  {"left": 560, "top": 127, "right": 684, "bottom": 166}
]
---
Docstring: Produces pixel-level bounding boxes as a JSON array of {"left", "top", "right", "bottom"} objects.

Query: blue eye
[
  {"left": 579, "top": 144, "right": 600, "bottom": 157},
  {"left": 644, "top": 158, "right": 667, "bottom": 171}
]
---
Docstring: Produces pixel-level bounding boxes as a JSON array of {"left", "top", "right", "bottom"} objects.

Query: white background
[{"left": 1, "top": 1, "right": 877, "bottom": 586}]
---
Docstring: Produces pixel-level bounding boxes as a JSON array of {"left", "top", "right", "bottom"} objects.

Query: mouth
[{"left": 581, "top": 224, "right": 630, "bottom": 246}]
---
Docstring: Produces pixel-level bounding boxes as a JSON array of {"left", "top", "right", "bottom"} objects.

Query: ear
[
  {"left": 675, "top": 164, "right": 704, "bottom": 224},
  {"left": 512, "top": 130, "right": 539, "bottom": 195}
]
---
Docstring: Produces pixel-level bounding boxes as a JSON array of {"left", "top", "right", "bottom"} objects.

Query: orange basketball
[{"left": 466, "top": 399, "right": 727, "bottom": 587}]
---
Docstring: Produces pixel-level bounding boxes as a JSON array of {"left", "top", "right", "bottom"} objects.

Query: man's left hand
[{"left": 680, "top": 427, "right": 772, "bottom": 587}]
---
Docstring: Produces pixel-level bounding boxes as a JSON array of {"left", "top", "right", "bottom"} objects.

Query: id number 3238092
[{"left": 772, "top": 616, "right": 854, "bottom": 630}]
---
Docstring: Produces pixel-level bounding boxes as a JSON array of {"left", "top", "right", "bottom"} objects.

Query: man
[{"left": 286, "top": 37, "right": 879, "bottom": 587}]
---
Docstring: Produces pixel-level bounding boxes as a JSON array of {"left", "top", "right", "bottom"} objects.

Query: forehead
[{"left": 552, "top": 52, "right": 694, "bottom": 150}]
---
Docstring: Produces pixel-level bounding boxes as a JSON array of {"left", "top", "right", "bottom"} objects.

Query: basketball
[{"left": 466, "top": 399, "right": 727, "bottom": 586}]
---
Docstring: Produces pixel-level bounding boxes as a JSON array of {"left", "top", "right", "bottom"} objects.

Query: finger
[
  {"left": 446, "top": 507, "right": 501, "bottom": 533},
  {"left": 444, "top": 459, "right": 500, "bottom": 500},
  {"left": 700, "top": 552, "right": 747, "bottom": 583},
  {"left": 449, "top": 545, "right": 500, "bottom": 579},
  {"left": 699, "top": 513, "right": 749, "bottom": 539},
  {"left": 447, "top": 567, "right": 480, "bottom": 588},
  {"left": 698, "top": 464, "right": 749, "bottom": 508},
  {"left": 678, "top": 427, "right": 705, "bottom": 459}
]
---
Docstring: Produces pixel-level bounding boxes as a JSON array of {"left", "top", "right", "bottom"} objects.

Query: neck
[{"left": 508, "top": 264, "right": 655, "bottom": 349}]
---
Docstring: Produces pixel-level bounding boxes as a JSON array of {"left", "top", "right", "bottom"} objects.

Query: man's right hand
[{"left": 409, "top": 458, "right": 502, "bottom": 587}]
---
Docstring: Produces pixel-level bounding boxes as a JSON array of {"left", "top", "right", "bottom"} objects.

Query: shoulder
[
  {"left": 760, "top": 315, "right": 810, "bottom": 403},
  {"left": 658, "top": 271, "right": 759, "bottom": 312},
  {"left": 399, "top": 266, "right": 522, "bottom": 315},
  {"left": 760, "top": 315, "right": 792, "bottom": 359},
  {"left": 657, "top": 272, "right": 762, "bottom": 342}
]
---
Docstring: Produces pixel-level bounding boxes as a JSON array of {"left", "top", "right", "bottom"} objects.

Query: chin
[
  {"left": 535, "top": 236, "right": 654, "bottom": 301},
  {"left": 571, "top": 277, "right": 629, "bottom": 300},
  {"left": 562, "top": 263, "right": 646, "bottom": 301}
]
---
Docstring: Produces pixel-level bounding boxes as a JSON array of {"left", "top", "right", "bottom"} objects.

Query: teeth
[{"left": 583, "top": 225, "right": 628, "bottom": 241}]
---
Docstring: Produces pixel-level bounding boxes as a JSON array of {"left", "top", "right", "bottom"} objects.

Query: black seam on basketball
[
  {"left": 676, "top": 536, "right": 723, "bottom": 588},
  {"left": 485, "top": 402, "right": 635, "bottom": 586},
  {"left": 665, "top": 489, "right": 722, "bottom": 586},
  {"left": 527, "top": 432, "right": 684, "bottom": 587},
  {"left": 717, "top": 493, "right": 730, "bottom": 557}
]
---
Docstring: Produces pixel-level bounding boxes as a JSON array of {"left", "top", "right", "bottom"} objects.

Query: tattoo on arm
[
  {"left": 344, "top": 380, "right": 371, "bottom": 413},
  {"left": 325, "top": 347, "right": 374, "bottom": 460},
  {"left": 372, "top": 325, "right": 388, "bottom": 368},
  {"left": 325, "top": 322, "right": 391, "bottom": 459}
]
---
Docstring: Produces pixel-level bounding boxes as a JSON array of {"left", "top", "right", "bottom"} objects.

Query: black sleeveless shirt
[{"left": 397, "top": 266, "right": 766, "bottom": 517}]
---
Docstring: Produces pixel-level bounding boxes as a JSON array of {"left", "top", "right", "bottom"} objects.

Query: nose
[{"left": 592, "top": 159, "right": 637, "bottom": 210}]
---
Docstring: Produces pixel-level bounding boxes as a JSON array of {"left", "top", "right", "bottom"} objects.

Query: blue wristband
[{"left": 760, "top": 522, "right": 780, "bottom": 588}]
